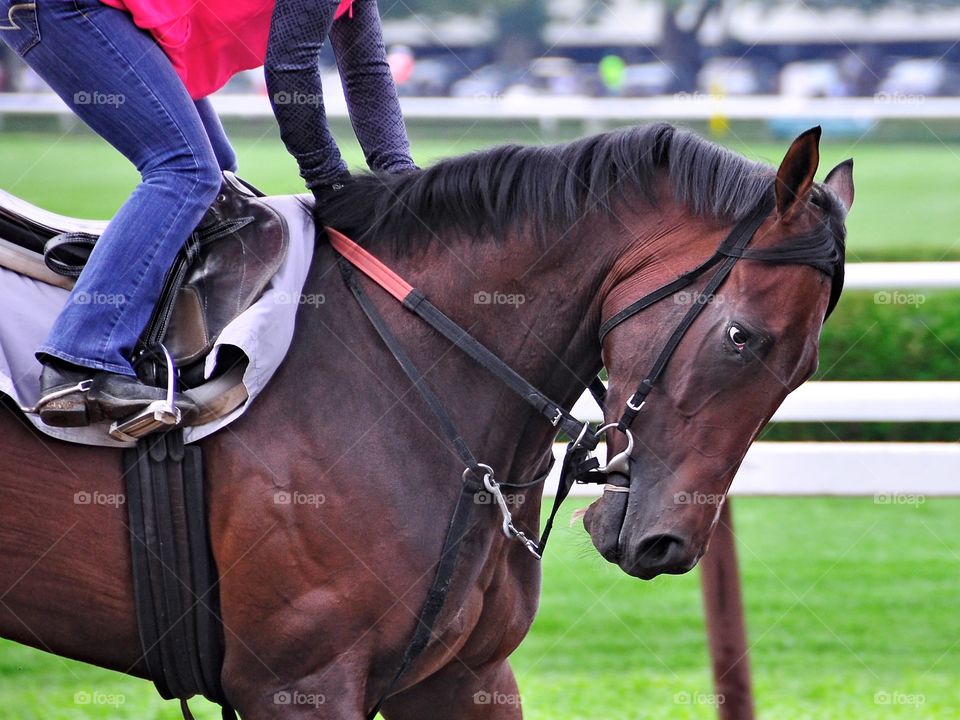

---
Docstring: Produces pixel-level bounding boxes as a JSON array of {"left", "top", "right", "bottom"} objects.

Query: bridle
[{"left": 326, "top": 182, "right": 842, "bottom": 717}]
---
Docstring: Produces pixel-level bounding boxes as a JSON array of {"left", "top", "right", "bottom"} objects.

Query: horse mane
[
  {"left": 320, "top": 123, "right": 770, "bottom": 251},
  {"left": 321, "top": 122, "right": 823, "bottom": 258}
]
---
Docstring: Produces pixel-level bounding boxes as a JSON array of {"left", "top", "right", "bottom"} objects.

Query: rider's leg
[
  {"left": 328, "top": 0, "right": 417, "bottom": 175},
  {"left": 0, "top": 0, "right": 222, "bottom": 423},
  {"left": 195, "top": 98, "right": 238, "bottom": 173}
]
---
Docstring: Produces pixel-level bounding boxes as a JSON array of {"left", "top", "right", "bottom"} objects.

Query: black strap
[
  {"left": 123, "top": 430, "right": 235, "bottom": 720},
  {"left": 587, "top": 376, "right": 607, "bottom": 408},
  {"left": 402, "top": 289, "right": 595, "bottom": 450},
  {"left": 337, "top": 258, "right": 488, "bottom": 718},
  {"left": 365, "top": 477, "right": 482, "bottom": 720},
  {"left": 338, "top": 258, "right": 480, "bottom": 473},
  {"left": 601, "top": 190, "right": 777, "bottom": 431},
  {"left": 43, "top": 232, "right": 99, "bottom": 278},
  {"left": 597, "top": 252, "right": 724, "bottom": 341},
  {"left": 537, "top": 441, "right": 601, "bottom": 554}
]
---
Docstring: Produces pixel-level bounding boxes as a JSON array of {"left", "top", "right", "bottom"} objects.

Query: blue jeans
[{"left": 0, "top": 0, "right": 237, "bottom": 376}]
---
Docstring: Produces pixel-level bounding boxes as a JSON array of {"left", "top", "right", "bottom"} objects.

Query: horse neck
[{"left": 366, "top": 198, "right": 704, "bottom": 483}]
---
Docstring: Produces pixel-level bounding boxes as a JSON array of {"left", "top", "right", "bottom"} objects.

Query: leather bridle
[{"left": 328, "top": 182, "right": 843, "bottom": 718}]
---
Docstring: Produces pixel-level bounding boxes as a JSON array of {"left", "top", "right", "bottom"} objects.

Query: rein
[{"left": 329, "top": 187, "right": 776, "bottom": 718}]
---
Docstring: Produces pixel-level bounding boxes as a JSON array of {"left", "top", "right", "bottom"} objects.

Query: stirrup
[{"left": 109, "top": 345, "right": 183, "bottom": 442}]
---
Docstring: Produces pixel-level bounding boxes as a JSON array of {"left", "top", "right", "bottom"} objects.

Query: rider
[{"left": 0, "top": 0, "right": 415, "bottom": 427}]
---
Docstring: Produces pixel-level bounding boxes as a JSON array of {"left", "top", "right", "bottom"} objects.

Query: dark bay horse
[{"left": 0, "top": 123, "right": 853, "bottom": 718}]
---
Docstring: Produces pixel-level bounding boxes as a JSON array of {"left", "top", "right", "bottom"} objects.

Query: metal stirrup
[{"left": 110, "top": 345, "right": 183, "bottom": 442}]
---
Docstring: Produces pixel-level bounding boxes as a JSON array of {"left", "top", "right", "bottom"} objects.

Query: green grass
[
  {"left": 1, "top": 498, "right": 958, "bottom": 718},
  {"left": 0, "top": 124, "right": 958, "bottom": 262}
]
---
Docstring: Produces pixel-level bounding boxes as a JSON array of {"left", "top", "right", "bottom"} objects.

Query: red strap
[{"left": 325, "top": 227, "right": 413, "bottom": 303}]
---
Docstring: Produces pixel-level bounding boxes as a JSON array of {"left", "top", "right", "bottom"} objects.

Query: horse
[{"left": 0, "top": 122, "right": 852, "bottom": 719}]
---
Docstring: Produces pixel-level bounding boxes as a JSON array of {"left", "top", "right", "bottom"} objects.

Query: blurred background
[{"left": 0, "top": 1, "right": 958, "bottom": 719}]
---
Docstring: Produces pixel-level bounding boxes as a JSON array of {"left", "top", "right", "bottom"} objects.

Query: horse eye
[{"left": 728, "top": 325, "right": 749, "bottom": 350}]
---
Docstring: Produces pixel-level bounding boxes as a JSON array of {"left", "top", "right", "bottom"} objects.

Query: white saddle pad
[{"left": 0, "top": 194, "right": 315, "bottom": 448}]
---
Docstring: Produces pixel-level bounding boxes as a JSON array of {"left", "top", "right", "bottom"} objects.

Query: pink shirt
[{"left": 101, "top": 0, "right": 354, "bottom": 100}]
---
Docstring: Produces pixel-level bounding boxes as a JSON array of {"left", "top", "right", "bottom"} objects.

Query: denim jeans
[{"left": 0, "top": 0, "right": 237, "bottom": 375}]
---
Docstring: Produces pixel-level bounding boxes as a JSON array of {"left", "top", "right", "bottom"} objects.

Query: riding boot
[
  {"left": 38, "top": 360, "right": 198, "bottom": 428},
  {"left": 37, "top": 360, "right": 97, "bottom": 427}
]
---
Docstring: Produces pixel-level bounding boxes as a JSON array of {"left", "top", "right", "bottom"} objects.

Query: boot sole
[{"left": 38, "top": 396, "right": 90, "bottom": 428}]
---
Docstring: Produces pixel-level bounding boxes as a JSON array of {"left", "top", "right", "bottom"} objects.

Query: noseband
[{"left": 328, "top": 182, "right": 843, "bottom": 717}]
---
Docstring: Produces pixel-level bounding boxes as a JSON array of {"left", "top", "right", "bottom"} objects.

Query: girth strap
[{"left": 123, "top": 430, "right": 235, "bottom": 720}]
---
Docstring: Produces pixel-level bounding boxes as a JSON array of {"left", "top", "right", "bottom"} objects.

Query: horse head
[{"left": 584, "top": 127, "right": 854, "bottom": 579}]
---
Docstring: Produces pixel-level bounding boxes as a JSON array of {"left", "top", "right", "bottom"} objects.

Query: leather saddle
[{"left": 0, "top": 171, "right": 289, "bottom": 425}]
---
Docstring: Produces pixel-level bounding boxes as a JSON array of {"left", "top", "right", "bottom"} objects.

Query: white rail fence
[
  {"left": 3, "top": 93, "right": 960, "bottom": 127},
  {"left": 546, "top": 261, "right": 960, "bottom": 498}
]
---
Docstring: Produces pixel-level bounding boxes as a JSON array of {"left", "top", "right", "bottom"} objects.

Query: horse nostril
[{"left": 634, "top": 533, "right": 685, "bottom": 567}]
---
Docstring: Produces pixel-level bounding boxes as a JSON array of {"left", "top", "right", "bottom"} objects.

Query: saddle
[{"left": 0, "top": 171, "right": 289, "bottom": 432}]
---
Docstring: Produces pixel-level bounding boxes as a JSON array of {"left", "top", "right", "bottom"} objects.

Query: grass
[{"left": 1, "top": 498, "right": 958, "bottom": 719}]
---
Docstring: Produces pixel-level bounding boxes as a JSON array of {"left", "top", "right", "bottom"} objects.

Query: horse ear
[
  {"left": 775, "top": 126, "right": 821, "bottom": 221},
  {"left": 824, "top": 158, "right": 855, "bottom": 213}
]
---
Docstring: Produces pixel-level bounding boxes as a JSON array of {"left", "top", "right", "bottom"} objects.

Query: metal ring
[
  {"left": 570, "top": 422, "right": 591, "bottom": 450},
  {"left": 596, "top": 428, "right": 634, "bottom": 476},
  {"left": 462, "top": 462, "right": 495, "bottom": 486},
  {"left": 594, "top": 422, "right": 623, "bottom": 439}
]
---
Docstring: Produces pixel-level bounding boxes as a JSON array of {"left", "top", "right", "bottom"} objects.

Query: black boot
[
  {"left": 37, "top": 360, "right": 95, "bottom": 427},
  {"left": 38, "top": 360, "right": 198, "bottom": 428}
]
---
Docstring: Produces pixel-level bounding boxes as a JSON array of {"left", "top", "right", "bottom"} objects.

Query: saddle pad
[{"left": 0, "top": 194, "right": 315, "bottom": 448}]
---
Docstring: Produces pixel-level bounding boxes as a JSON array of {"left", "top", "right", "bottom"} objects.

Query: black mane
[
  {"left": 321, "top": 123, "right": 845, "bottom": 306},
  {"left": 322, "top": 123, "right": 777, "bottom": 252}
]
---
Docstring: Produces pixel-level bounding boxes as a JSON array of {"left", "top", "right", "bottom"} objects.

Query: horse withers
[{"left": 0, "top": 123, "right": 852, "bottom": 719}]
